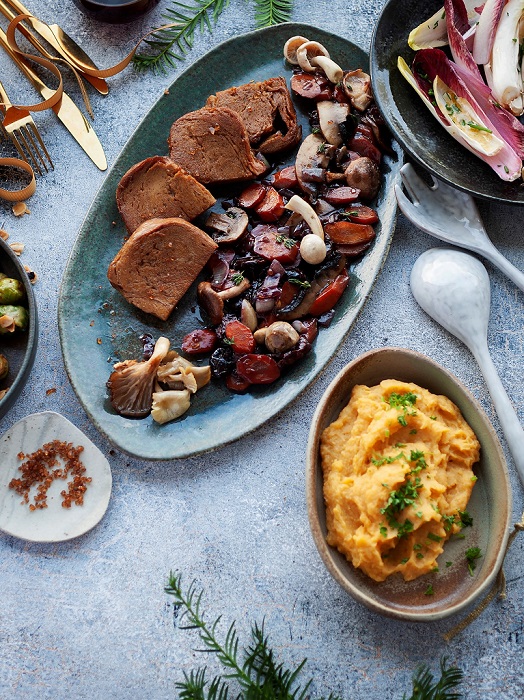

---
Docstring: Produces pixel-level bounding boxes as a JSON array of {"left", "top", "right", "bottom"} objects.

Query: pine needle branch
[
  {"left": 133, "top": 0, "right": 230, "bottom": 73},
  {"left": 253, "top": 0, "right": 294, "bottom": 27},
  {"left": 404, "top": 656, "right": 464, "bottom": 700}
]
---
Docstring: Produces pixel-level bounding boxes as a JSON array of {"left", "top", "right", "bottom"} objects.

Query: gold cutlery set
[{"left": 0, "top": 0, "right": 108, "bottom": 175}]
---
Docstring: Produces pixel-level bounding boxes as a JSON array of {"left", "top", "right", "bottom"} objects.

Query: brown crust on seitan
[
  {"left": 167, "top": 107, "right": 266, "bottom": 185},
  {"left": 116, "top": 156, "right": 216, "bottom": 234},
  {"left": 206, "top": 77, "right": 301, "bottom": 155},
  {"left": 107, "top": 217, "right": 217, "bottom": 321}
]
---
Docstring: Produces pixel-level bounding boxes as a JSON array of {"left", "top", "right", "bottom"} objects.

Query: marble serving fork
[{"left": 395, "top": 163, "right": 524, "bottom": 293}]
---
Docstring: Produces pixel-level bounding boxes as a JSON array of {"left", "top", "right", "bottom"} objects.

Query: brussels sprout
[
  {"left": 0, "top": 354, "right": 8, "bottom": 380},
  {"left": 0, "top": 277, "right": 25, "bottom": 304},
  {"left": 0, "top": 305, "right": 29, "bottom": 333}
]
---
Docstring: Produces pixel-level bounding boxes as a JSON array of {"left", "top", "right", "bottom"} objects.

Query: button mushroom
[
  {"left": 151, "top": 389, "right": 191, "bottom": 424},
  {"left": 344, "top": 157, "right": 381, "bottom": 201},
  {"left": 197, "top": 277, "right": 250, "bottom": 325},
  {"left": 285, "top": 195, "right": 327, "bottom": 265},
  {"left": 317, "top": 100, "right": 351, "bottom": 147},
  {"left": 206, "top": 207, "right": 249, "bottom": 244},
  {"left": 107, "top": 336, "right": 171, "bottom": 418},
  {"left": 264, "top": 321, "right": 300, "bottom": 354},
  {"left": 343, "top": 69, "right": 373, "bottom": 112}
]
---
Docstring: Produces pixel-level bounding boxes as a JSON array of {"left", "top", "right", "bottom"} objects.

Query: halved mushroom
[
  {"left": 295, "top": 133, "right": 330, "bottom": 196},
  {"left": 317, "top": 101, "right": 351, "bottom": 147},
  {"left": 343, "top": 70, "right": 373, "bottom": 112},
  {"left": 151, "top": 389, "right": 191, "bottom": 424},
  {"left": 197, "top": 278, "right": 250, "bottom": 325},
  {"left": 107, "top": 336, "right": 171, "bottom": 418},
  {"left": 240, "top": 299, "right": 258, "bottom": 332},
  {"left": 206, "top": 207, "right": 249, "bottom": 244},
  {"left": 283, "top": 35, "right": 309, "bottom": 64}
]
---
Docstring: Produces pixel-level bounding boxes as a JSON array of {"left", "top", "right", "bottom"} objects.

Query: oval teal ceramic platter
[{"left": 58, "top": 23, "right": 402, "bottom": 460}]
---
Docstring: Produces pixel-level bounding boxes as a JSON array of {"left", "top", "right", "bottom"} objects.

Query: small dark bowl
[
  {"left": 306, "top": 348, "right": 512, "bottom": 621},
  {"left": 0, "top": 238, "right": 38, "bottom": 419},
  {"left": 370, "top": 0, "right": 524, "bottom": 205},
  {"left": 72, "top": 0, "right": 160, "bottom": 23}
]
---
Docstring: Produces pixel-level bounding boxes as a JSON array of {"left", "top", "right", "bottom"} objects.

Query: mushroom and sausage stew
[{"left": 107, "top": 37, "right": 390, "bottom": 423}]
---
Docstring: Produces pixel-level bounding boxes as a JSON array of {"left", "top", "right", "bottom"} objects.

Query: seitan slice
[
  {"left": 167, "top": 107, "right": 266, "bottom": 185},
  {"left": 107, "top": 217, "right": 217, "bottom": 321},
  {"left": 206, "top": 77, "right": 301, "bottom": 154},
  {"left": 116, "top": 156, "right": 216, "bottom": 234}
]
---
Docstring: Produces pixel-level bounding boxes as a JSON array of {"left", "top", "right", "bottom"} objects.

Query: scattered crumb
[
  {"left": 111, "top": 221, "right": 116, "bottom": 226},
  {"left": 97, "top": 338, "right": 102, "bottom": 345},
  {"left": 45, "top": 388, "right": 57, "bottom": 396},
  {"left": 164, "top": 89, "right": 169, "bottom": 95},
  {"left": 23, "top": 265, "right": 37, "bottom": 284},
  {"left": 12, "top": 202, "right": 30, "bottom": 217},
  {"left": 0, "top": 229, "right": 9, "bottom": 241},
  {"left": 0, "top": 388, "right": 9, "bottom": 400},
  {"left": 9, "top": 242, "right": 25, "bottom": 256},
  {"left": 89, "top": 320, "right": 94, "bottom": 327}
]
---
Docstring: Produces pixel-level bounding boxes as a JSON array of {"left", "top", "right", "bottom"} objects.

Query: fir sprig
[
  {"left": 133, "top": 0, "right": 230, "bottom": 73},
  {"left": 133, "top": 0, "right": 294, "bottom": 72},
  {"left": 166, "top": 572, "right": 464, "bottom": 700}
]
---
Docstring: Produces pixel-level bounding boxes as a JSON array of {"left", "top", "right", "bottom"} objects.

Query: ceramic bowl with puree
[{"left": 306, "top": 347, "right": 512, "bottom": 621}]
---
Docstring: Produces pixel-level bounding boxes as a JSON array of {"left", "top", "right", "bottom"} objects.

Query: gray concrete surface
[{"left": 0, "top": 1, "right": 523, "bottom": 697}]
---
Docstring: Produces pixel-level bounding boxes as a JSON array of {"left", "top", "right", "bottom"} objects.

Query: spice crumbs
[{"left": 9, "top": 440, "right": 91, "bottom": 510}]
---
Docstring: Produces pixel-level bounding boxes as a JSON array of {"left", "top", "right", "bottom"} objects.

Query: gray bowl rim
[
  {"left": 0, "top": 237, "right": 38, "bottom": 418},
  {"left": 306, "top": 346, "right": 512, "bottom": 621}
]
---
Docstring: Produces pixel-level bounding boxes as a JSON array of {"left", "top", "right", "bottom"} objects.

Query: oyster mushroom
[
  {"left": 206, "top": 207, "right": 249, "bottom": 244},
  {"left": 157, "top": 352, "right": 211, "bottom": 392},
  {"left": 283, "top": 35, "right": 309, "bottom": 64},
  {"left": 317, "top": 100, "right": 351, "bottom": 147},
  {"left": 197, "top": 278, "right": 251, "bottom": 325},
  {"left": 107, "top": 336, "right": 170, "bottom": 418},
  {"left": 151, "top": 389, "right": 191, "bottom": 424},
  {"left": 343, "top": 69, "right": 373, "bottom": 112}
]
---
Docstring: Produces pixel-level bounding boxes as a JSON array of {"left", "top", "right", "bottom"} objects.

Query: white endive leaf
[
  {"left": 433, "top": 76, "right": 504, "bottom": 155},
  {"left": 490, "top": 0, "right": 524, "bottom": 115}
]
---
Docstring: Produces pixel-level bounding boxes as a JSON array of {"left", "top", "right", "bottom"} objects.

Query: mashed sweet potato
[{"left": 320, "top": 379, "right": 480, "bottom": 582}]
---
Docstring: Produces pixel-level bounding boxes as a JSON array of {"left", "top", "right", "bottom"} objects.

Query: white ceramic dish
[{"left": 0, "top": 411, "right": 112, "bottom": 542}]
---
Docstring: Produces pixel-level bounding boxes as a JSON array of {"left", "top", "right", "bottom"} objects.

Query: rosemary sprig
[
  {"left": 133, "top": 0, "right": 230, "bottom": 73},
  {"left": 166, "top": 572, "right": 464, "bottom": 699},
  {"left": 133, "top": 0, "right": 294, "bottom": 72}
]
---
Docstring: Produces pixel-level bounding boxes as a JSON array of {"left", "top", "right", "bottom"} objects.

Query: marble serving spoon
[
  {"left": 410, "top": 247, "right": 524, "bottom": 487},
  {"left": 396, "top": 164, "right": 524, "bottom": 293}
]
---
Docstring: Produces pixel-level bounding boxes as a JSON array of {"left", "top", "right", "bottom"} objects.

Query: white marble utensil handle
[
  {"left": 482, "top": 243, "right": 524, "bottom": 294},
  {"left": 474, "top": 341, "right": 524, "bottom": 486}
]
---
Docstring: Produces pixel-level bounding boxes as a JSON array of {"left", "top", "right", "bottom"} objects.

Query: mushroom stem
[
  {"left": 311, "top": 55, "right": 344, "bottom": 84},
  {"left": 285, "top": 195, "right": 324, "bottom": 239}
]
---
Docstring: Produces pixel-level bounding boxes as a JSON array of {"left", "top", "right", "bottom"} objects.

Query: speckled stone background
[{"left": 0, "top": 1, "right": 523, "bottom": 697}]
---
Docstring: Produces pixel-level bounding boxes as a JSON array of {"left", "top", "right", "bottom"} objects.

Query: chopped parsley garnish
[
  {"left": 416, "top": 552, "right": 424, "bottom": 559},
  {"left": 466, "top": 121, "right": 492, "bottom": 133},
  {"left": 231, "top": 272, "right": 245, "bottom": 286},
  {"left": 424, "top": 584, "right": 434, "bottom": 596},
  {"left": 380, "top": 525, "right": 388, "bottom": 537},
  {"left": 446, "top": 561, "right": 453, "bottom": 568},
  {"left": 442, "top": 514, "right": 456, "bottom": 532},
  {"left": 458, "top": 510, "right": 473, "bottom": 528},
  {"left": 465, "top": 547, "right": 482, "bottom": 576},
  {"left": 401, "top": 557, "right": 409, "bottom": 564},
  {"left": 288, "top": 278, "right": 311, "bottom": 289},
  {"left": 372, "top": 452, "right": 405, "bottom": 467},
  {"left": 409, "top": 449, "right": 427, "bottom": 472},
  {"left": 413, "top": 543, "right": 422, "bottom": 551},
  {"left": 275, "top": 234, "right": 296, "bottom": 249},
  {"left": 317, "top": 142, "right": 328, "bottom": 154},
  {"left": 387, "top": 391, "right": 417, "bottom": 426},
  {"left": 380, "top": 477, "right": 421, "bottom": 537},
  {"left": 427, "top": 532, "right": 442, "bottom": 543}
]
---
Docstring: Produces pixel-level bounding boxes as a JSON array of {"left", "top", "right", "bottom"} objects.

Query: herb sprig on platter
[
  {"left": 133, "top": 0, "right": 294, "bottom": 73},
  {"left": 166, "top": 572, "right": 464, "bottom": 699}
]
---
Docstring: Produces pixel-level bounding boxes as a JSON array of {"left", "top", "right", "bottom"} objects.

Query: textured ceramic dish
[
  {"left": 370, "top": 0, "right": 524, "bottom": 205},
  {"left": 0, "top": 411, "right": 112, "bottom": 542},
  {"left": 58, "top": 23, "right": 402, "bottom": 461},
  {"left": 306, "top": 347, "right": 512, "bottom": 621},
  {"left": 0, "top": 237, "right": 38, "bottom": 419}
]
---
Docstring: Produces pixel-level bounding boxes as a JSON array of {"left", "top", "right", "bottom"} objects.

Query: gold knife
[
  {"left": 2, "top": 0, "right": 109, "bottom": 95},
  {"left": 0, "top": 26, "right": 107, "bottom": 170}
]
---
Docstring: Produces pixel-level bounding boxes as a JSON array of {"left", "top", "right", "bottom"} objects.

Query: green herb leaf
[{"left": 466, "top": 547, "right": 482, "bottom": 576}]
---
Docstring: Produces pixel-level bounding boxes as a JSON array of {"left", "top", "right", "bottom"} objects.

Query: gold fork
[{"left": 0, "top": 78, "right": 53, "bottom": 174}]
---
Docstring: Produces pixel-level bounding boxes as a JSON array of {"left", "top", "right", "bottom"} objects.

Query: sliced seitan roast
[
  {"left": 108, "top": 217, "right": 217, "bottom": 321},
  {"left": 116, "top": 156, "right": 216, "bottom": 234},
  {"left": 167, "top": 106, "right": 266, "bottom": 185},
  {"left": 206, "top": 77, "right": 301, "bottom": 154}
]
